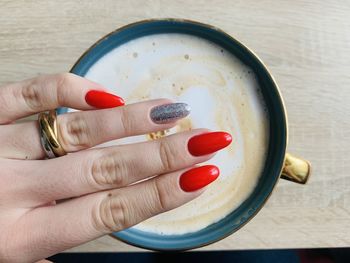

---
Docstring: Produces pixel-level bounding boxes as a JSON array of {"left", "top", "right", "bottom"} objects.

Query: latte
[{"left": 73, "top": 33, "right": 269, "bottom": 235}]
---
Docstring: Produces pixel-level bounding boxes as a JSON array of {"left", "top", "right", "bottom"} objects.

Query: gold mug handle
[{"left": 281, "top": 153, "right": 311, "bottom": 184}]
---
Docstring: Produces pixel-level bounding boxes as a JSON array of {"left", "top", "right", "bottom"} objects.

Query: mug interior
[{"left": 59, "top": 19, "right": 287, "bottom": 251}]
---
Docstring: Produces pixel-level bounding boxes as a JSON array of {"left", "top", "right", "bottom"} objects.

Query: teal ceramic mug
[{"left": 59, "top": 19, "right": 311, "bottom": 251}]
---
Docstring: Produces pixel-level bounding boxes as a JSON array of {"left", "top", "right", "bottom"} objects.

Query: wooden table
[{"left": 1, "top": 0, "right": 349, "bottom": 252}]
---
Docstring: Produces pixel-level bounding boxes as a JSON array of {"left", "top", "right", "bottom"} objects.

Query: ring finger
[{"left": 0, "top": 99, "right": 190, "bottom": 159}]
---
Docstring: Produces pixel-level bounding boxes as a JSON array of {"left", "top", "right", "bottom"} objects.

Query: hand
[{"left": 0, "top": 73, "right": 232, "bottom": 263}]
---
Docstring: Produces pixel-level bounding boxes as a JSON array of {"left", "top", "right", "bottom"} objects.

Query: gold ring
[{"left": 38, "top": 110, "right": 66, "bottom": 158}]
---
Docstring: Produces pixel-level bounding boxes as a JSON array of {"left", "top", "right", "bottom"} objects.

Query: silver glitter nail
[{"left": 150, "top": 103, "right": 191, "bottom": 124}]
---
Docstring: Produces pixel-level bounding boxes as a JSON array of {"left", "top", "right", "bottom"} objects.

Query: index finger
[{"left": 0, "top": 73, "right": 124, "bottom": 124}]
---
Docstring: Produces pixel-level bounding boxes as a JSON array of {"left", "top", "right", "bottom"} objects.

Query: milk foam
[{"left": 74, "top": 33, "right": 269, "bottom": 235}]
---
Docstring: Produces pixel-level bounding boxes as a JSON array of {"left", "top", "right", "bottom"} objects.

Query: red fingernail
[
  {"left": 85, "top": 90, "right": 125, "bottom": 108},
  {"left": 180, "top": 165, "right": 220, "bottom": 192},
  {"left": 188, "top": 131, "right": 232, "bottom": 156}
]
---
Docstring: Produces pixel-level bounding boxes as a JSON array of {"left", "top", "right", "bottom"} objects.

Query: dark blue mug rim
[{"left": 60, "top": 19, "right": 287, "bottom": 251}]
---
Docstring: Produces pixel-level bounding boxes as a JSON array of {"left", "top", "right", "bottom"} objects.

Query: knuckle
[
  {"left": 158, "top": 139, "right": 178, "bottom": 171},
  {"left": 21, "top": 81, "right": 42, "bottom": 111},
  {"left": 93, "top": 193, "right": 130, "bottom": 232},
  {"left": 90, "top": 152, "right": 128, "bottom": 189},
  {"left": 119, "top": 107, "right": 135, "bottom": 135},
  {"left": 59, "top": 115, "right": 91, "bottom": 149},
  {"left": 56, "top": 72, "right": 74, "bottom": 88},
  {"left": 55, "top": 73, "right": 73, "bottom": 105},
  {"left": 152, "top": 179, "right": 168, "bottom": 211},
  {"left": 56, "top": 72, "right": 74, "bottom": 82}
]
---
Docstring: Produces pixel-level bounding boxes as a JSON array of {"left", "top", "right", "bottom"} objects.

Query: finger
[
  {"left": 11, "top": 129, "right": 231, "bottom": 205},
  {"left": 0, "top": 99, "right": 189, "bottom": 159},
  {"left": 14, "top": 165, "right": 219, "bottom": 260},
  {"left": 0, "top": 73, "right": 123, "bottom": 124}
]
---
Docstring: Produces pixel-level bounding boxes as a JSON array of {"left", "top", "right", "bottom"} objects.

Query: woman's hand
[{"left": 0, "top": 73, "right": 232, "bottom": 263}]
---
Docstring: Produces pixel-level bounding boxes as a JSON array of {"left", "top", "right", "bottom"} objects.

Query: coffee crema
[{"left": 78, "top": 33, "right": 269, "bottom": 235}]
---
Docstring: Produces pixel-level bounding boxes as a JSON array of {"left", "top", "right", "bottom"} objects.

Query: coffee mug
[{"left": 58, "top": 19, "right": 311, "bottom": 251}]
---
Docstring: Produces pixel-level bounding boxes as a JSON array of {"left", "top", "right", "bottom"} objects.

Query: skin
[{"left": 0, "top": 73, "right": 216, "bottom": 263}]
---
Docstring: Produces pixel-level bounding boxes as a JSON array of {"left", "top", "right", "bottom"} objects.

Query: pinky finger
[{"left": 12, "top": 166, "right": 219, "bottom": 261}]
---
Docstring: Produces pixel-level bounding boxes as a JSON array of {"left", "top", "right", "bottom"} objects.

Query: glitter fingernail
[{"left": 150, "top": 103, "right": 191, "bottom": 124}]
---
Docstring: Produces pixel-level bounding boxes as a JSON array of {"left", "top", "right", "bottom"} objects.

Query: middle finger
[{"left": 13, "top": 129, "right": 231, "bottom": 205}]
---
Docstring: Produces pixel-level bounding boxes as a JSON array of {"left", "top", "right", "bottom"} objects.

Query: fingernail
[
  {"left": 85, "top": 90, "right": 125, "bottom": 109},
  {"left": 188, "top": 131, "right": 232, "bottom": 156},
  {"left": 180, "top": 165, "right": 220, "bottom": 192},
  {"left": 150, "top": 103, "right": 191, "bottom": 124}
]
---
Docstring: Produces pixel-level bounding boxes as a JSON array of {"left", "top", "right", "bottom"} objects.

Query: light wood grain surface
[{"left": 1, "top": 0, "right": 350, "bottom": 252}]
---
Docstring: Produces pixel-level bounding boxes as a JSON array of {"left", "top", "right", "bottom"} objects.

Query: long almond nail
[
  {"left": 85, "top": 90, "right": 125, "bottom": 108},
  {"left": 180, "top": 165, "right": 220, "bottom": 192},
  {"left": 188, "top": 131, "right": 232, "bottom": 156},
  {"left": 150, "top": 103, "right": 190, "bottom": 124}
]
